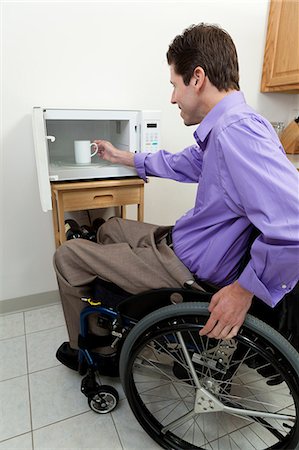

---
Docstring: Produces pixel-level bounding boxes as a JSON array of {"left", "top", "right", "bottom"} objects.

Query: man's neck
[{"left": 201, "top": 79, "right": 237, "bottom": 116}]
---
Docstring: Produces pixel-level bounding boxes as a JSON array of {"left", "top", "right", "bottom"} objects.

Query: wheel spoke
[
  {"left": 121, "top": 304, "right": 299, "bottom": 449},
  {"left": 161, "top": 409, "right": 198, "bottom": 433}
]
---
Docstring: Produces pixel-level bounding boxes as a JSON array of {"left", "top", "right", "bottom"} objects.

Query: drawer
[{"left": 62, "top": 185, "right": 142, "bottom": 211}]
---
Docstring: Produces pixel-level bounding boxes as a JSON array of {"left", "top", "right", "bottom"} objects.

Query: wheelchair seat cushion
[{"left": 92, "top": 278, "right": 131, "bottom": 308}]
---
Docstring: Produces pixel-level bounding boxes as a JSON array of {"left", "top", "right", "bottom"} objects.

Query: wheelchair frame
[{"left": 77, "top": 286, "right": 299, "bottom": 450}]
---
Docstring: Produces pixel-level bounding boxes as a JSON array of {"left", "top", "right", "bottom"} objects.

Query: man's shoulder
[
  {"left": 213, "top": 105, "right": 275, "bottom": 147},
  {"left": 215, "top": 103, "right": 260, "bottom": 132}
]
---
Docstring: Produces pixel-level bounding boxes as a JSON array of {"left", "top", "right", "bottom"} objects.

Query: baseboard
[{"left": 0, "top": 290, "right": 61, "bottom": 315}]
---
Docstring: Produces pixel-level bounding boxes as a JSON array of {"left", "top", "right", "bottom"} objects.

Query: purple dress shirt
[{"left": 134, "top": 92, "right": 299, "bottom": 307}]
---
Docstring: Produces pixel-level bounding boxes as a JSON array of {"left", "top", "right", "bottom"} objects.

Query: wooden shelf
[{"left": 51, "top": 178, "right": 145, "bottom": 248}]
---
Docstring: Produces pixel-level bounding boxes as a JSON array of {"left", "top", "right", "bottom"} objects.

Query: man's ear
[{"left": 193, "top": 66, "right": 205, "bottom": 88}]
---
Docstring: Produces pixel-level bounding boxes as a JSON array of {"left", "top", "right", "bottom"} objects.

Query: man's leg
[
  {"left": 54, "top": 238, "right": 157, "bottom": 349},
  {"left": 97, "top": 217, "right": 160, "bottom": 246},
  {"left": 54, "top": 217, "right": 195, "bottom": 369}
]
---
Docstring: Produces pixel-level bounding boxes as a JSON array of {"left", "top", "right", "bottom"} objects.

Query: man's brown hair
[{"left": 167, "top": 23, "right": 240, "bottom": 91}]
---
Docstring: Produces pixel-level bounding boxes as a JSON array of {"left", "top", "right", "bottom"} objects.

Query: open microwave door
[{"left": 32, "top": 107, "right": 52, "bottom": 212}]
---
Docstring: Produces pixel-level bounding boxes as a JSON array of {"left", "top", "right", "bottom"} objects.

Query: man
[{"left": 55, "top": 24, "right": 299, "bottom": 370}]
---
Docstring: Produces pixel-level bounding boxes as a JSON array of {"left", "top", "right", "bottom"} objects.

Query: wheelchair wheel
[
  {"left": 119, "top": 302, "right": 299, "bottom": 450},
  {"left": 88, "top": 385, "right": 119, "bottom": 414}
]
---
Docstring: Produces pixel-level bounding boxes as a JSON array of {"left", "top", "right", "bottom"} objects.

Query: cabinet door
[{"left": 261, "top": 0, "right": 299, "bottom": 92}]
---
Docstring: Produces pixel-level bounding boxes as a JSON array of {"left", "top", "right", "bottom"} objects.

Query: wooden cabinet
[
  {"left": 261, "top": 0, "right": 299, "bottom": 93},
  {"left": 51, "top": 178, "right": 145, "bottom": 248}
]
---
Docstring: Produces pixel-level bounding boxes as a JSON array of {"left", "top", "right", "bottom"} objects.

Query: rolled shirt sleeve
[
  {"left": 134, "top": 145, "right": 204, "bottom": 183},
  {"left": 134, "top": 153, "right": 148, "bottom": 182},
  {"left": 218, "top": 118, "right": 299, "bottom": 306}
]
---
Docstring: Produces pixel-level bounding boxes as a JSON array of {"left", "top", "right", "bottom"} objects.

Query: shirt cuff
[
  {"left": 134, "top": 153, "right": 149, "bottom": 182},
  {"left": 238, "top": 262, "right": 289, "bottom": 307}
]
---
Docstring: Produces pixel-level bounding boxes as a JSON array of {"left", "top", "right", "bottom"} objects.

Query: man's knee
[
  {"left": 102, "top": 216, "right": 122, "bottom": 230},
  {"left": 54, "top": 239, "right": 85, "bottom": 274},
  {"left": 98, "top": 216, "right": 124, "bottom": 243}
]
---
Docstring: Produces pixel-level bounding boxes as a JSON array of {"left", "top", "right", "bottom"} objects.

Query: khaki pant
[{"left": 54, "top": 217, "right": 195, "bottom": 349}]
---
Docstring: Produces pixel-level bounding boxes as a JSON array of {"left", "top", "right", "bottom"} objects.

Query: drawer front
[{"left": 62, "top": 186, "right": 142, "bottom": 211}]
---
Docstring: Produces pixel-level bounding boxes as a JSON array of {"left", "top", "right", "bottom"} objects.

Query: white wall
[{"left": 1, "top": 0, "right": 298, "bottom": 302}]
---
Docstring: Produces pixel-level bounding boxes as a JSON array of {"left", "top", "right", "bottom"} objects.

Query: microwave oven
[{"left": 32, "top": 107, "right": 161, "bottom": 212}]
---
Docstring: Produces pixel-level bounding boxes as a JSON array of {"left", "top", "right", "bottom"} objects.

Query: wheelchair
[{"left": 76, "top": 275, "right": 299, "bottom": 450}]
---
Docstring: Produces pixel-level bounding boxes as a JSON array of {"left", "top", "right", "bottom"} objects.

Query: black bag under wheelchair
[{"left": 76, "top": 273, "right": 299, "bottom": 450}]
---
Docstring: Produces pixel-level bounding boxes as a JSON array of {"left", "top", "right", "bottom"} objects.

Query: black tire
[
  {"left": 88, "top": 385, "right": 119, "bottom": 414},
  {"left": 120, "top": 302, "right": 299, "bottom": 450}
]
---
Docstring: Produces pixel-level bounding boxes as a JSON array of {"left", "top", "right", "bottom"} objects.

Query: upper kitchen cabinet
[{"left": 261, "top": 0, "right": 299, "bottom": 93}]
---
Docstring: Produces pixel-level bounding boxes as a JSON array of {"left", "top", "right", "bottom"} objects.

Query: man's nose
[{"left": 171, "top": 91, "right": 176, "bottom": 104}]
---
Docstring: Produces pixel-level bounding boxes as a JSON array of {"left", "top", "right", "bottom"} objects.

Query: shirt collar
[{"left": 193, "top": 91, "right": 246, "bottom": 148}]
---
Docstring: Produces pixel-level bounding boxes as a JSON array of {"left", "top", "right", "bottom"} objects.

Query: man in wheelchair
[
  {"left": 55, "top": 24, "right": 298, "bottom": 374},
  {"left": 53, "top": 23, "right": 299, "bottom": 449}
]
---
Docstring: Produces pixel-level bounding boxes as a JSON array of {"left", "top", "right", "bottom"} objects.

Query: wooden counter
[{"left": 51, "top": 178, "right": 145, "bottom": 247}]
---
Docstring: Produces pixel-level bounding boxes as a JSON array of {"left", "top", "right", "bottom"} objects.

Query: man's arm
[
  {"left": 94, "top": 140, "right": 135, "bottom": 166},
  {"left": 200, "top": 119, "right": 299, "bottom": 340},
  {"left": 218, "top": 121, "right": 299, "bottom": 306},
  {"left": 94, "top": 140, "right": 203, "bottom": 183}
]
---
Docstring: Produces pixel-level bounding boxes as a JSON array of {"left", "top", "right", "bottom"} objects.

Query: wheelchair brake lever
[
  {"left": 111, "top": 328, "right": 127, "bottom": 348},
  {"left": 111, "top": 318, "right": 127, "bottom": 348}
]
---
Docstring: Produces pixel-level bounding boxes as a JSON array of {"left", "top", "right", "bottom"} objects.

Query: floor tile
[
  {"left": 0, "top": 313, "right": 24, "bottom": 340},
  {"left": 112, "top": 399, "right": 162, "bottom": 449},
  {"left": 29, "top": 365, "right": 88, "bottom": 429},
  {"left": 24, "top": 304, "right": 65, "bottom": 334},
  {"left": 5, "top": 303, "right": 283, "bottom": 450},
  {"left": 33, "top": 410, "right": 122, "bottom": 449},
  {"left": 0, "top": 376, "right": 31, "bottom": 442},
  {"left": 0, "top": 433, "right": 32, "bottom": 450},
  {"left": 26, "top": 326, "right": 68, "bottom": 373},
  {"left": 0, "top": 336, "right": 27, "bottom": 381}
]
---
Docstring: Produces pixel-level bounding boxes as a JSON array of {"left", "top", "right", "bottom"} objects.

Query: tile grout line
[
  {"left": 21, "top": 323, "right": 67, "bottom": 338},
  {"left": 0, "top": 323, "right": 67, "bottom": 343},
  {"left": 110, "top": 410, "right": 125, "bottom": 450},
  {"left": 0, "top": 332, "right": 26, "bottom": 342},
  {"left": 0, "top": 363, "right": 64, "bottom": 384},
  {"left": 0, "top": 302, "right": 61, "bottom": 318},
  {"left": 23, "top": 311, "right": 35, "bottom": 450},
  {"left": 27, "top": 409, "right": 91, "bottom": 434},
  {"left": 0, "top": 411, "right": 94, "bottom": 446},
  {"left": 0, "top": 305, "right": 66, "bottom": 342},
  {"left": 0, "top": 431, "right": 32, "bottom": 446}
]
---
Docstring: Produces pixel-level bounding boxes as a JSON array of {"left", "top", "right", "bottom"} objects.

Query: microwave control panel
[
  {"left": 144, "top": 122, "right": 159, "bottom": 152},
  {"left": 139, "top": 111, "right": 160, "bottom": 153}
]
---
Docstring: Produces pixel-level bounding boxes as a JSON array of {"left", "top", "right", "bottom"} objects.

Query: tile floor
[
  {"left": 0, "top": 303, "right": 161, "bottom": 450},
  {"left": 1, "top": 303, "right": 294, "bottom": 450}
]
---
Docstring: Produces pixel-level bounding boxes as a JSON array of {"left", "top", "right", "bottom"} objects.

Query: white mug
[{"left": 74, "top": 140, "right": 98, "bottom": 164}]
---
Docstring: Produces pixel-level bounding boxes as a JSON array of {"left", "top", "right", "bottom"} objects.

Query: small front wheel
[{"left": 88, "top": 385, "right": 119, "bottom": 414}]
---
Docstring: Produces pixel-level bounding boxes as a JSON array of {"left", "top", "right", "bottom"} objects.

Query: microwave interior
[{"left": 46, "top": 119, "right": 131, "bottom": 167}]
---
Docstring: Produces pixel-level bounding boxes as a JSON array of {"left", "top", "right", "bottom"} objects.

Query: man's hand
[
  {"left": 93, "top": 140, "right": 135, "bottom": 166},
  {"left": 199, "top": 281, "right": 253, "bottom": 340}
]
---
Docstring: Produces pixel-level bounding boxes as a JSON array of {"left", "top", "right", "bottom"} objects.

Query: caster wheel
[{"left": 88, "top": 385, "right": 119, "bottom": 414}]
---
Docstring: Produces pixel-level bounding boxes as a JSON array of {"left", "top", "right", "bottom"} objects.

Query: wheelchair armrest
[{"left": 116, "top": 287, "right": 212, "bottom": 322}]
